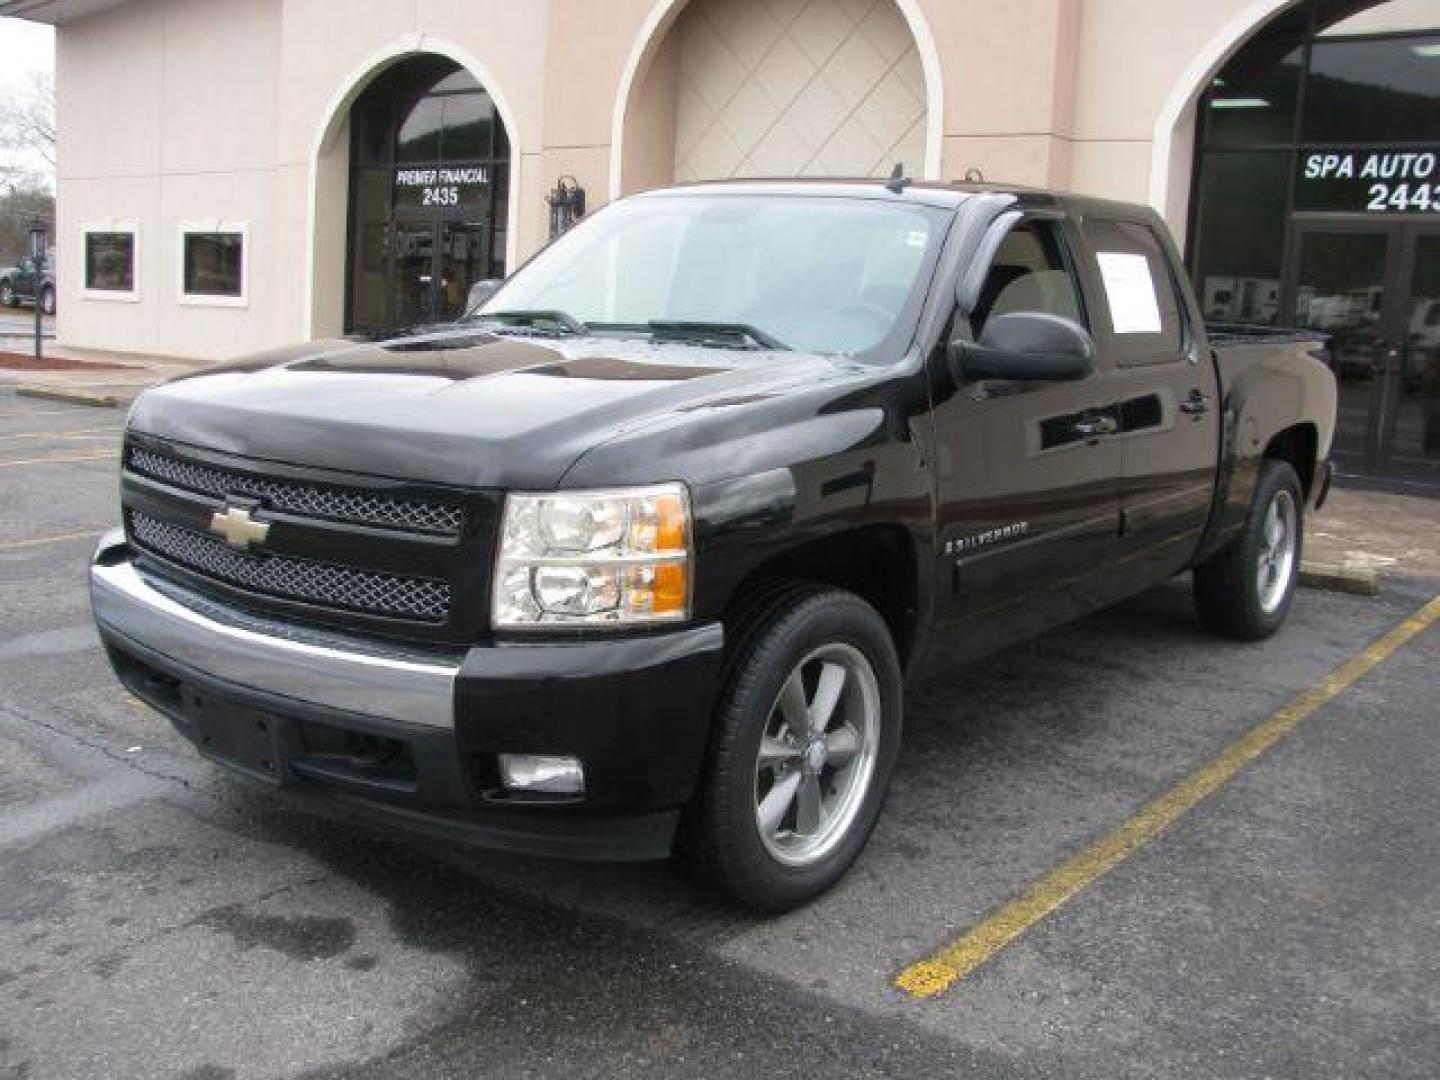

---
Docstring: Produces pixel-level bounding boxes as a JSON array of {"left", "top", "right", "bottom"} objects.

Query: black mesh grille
[
  {"left": 127, "top": 445, "right": 463, "bottom": 536},
  {"left": 128, "top": 511, "right": 452, "bottom": 622}
]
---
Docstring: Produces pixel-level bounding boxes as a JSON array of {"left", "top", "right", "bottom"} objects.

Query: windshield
[{"left": 477, "top": 194, "right": 946, "bottom": 356}]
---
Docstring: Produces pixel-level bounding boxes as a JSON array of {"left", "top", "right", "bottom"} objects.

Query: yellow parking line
[
  {"left": 894, "top": 592, "right": 1440, "bottom": 1000},
  {"left": 0, "top": 408, "right": 103, "bottom": 418},
  {"left": 0, "top": 529, "right": 106, "bottom": 551},
  {"left": 0, "top": 451, "right": 118, "bottom": 468}
]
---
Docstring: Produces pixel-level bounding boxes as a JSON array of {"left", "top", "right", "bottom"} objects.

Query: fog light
[{"left": 498, "top": 753, "right": 585, "bottom": 794}]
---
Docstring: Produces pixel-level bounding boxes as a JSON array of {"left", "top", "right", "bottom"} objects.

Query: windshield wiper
[
  {"left": 477, "top": 310, "right": 589, "bottom": 336},
  {"left": 647, "top": 321, "right": 790, "bottom": 351}
]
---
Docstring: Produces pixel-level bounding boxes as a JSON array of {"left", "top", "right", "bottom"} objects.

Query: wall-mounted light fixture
[{"left": 547, "top": 176, "right": 586, "bottom": 239}]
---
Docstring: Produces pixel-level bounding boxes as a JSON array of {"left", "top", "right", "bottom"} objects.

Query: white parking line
[
  {"left": 0, "top": 451, "right": 118, "bottom": 468},
  {"left": 0, "top": 770, "right": 168, "bottom": 848}
]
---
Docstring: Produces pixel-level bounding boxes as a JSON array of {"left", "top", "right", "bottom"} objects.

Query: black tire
[
  {"left": 685, "top": 585, "right": 903, "bottom": 911},
  {"left": 1194, "top": 459, "right": 1304, "bottom": 641},
  {"left": 0, "top": 280, "right": 13, "bottom": 308},
  {"left": 39, "top": 286, "right": 55, "bottom": 317}
]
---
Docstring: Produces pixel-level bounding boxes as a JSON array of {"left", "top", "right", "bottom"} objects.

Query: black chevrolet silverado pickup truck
[{"left": 90, "top": 180, "right": 1336, "bottom": 909}]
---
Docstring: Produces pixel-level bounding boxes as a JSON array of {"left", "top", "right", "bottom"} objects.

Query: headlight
[{"left": 494, "top": 484, "right": 692, "bottom": 627}]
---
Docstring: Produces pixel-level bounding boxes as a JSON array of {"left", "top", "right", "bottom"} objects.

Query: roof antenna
[{"left": 886, "top": 162, "right": 911, "bottom": 194}]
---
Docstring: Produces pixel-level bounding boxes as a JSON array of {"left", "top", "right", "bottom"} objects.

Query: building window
[
  {"left": 1191, "top": 151, "right": 1289, "bottom": 323},
  {"left": 179, "top": 223, "right": 247, "bottom": 306},
  {"left": 1303, "top": 32, "right": 1440, "bottom": 144},
  {"left": 1202, "top": 5, "right": 1309, "bottom": 148},
  {"left": 82, "top": 224, "right": 139, "bottom": 301}
]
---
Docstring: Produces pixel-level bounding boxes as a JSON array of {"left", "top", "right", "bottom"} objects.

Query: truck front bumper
[{"left": 89, "top": 530, "right": 724, "bottom": 861}]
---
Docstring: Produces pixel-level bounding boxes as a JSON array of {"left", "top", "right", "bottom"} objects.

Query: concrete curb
[
  {"left": 1298, "top": 561, "right": 1380, "bottom": 597},
  {"left": 14, "top": 385, "right": 134, "bottom": 409}
]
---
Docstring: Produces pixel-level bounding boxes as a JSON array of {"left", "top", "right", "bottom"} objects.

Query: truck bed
[{"left": 1206, "top": 322, "right": 1329, "bottom": 349}]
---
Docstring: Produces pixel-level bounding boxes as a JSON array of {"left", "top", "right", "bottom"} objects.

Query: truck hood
[{"left": 128, "top": 326, "right": 854, "bottom": 489}]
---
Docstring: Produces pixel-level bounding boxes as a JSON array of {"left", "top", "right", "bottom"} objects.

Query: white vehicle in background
[{"left": 1405, "top": 296, "right": 1440, "bottom": 395}]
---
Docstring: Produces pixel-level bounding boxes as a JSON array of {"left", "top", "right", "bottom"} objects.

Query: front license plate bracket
[{"left": 183, "top": 687, "right": 296, "bottom": 785}]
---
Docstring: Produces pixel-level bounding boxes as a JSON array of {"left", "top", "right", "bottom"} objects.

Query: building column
[{"left": 918, "top": 0, "right": 1079, "bottom": 188}]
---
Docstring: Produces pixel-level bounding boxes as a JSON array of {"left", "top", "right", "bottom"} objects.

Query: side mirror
[
  {"left": 950, "top": 312, "right": 1096, "bottom": 383},
  {"left": 466, "top": 278, "right": 503, "bottom": 313}
]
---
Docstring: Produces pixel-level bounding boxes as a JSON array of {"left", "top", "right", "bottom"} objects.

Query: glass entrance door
[
  {"left": 1386, "top": 229, "right": 1440, "bottom": 484},
  {"left": 1290, "top": 226, "right": 1395, "bottom": 476},
  {"left": 390, "top": 219, "right": 489, "bottom": 327},
  {"left": 391, "top": 221, "right": 437, "bottom": 327},
  {"left": 437, "top": 221, "right": 488, "bottom": 322},
  {"left": 1288, "top": 223, "right": 1440, "bottom": 484}
]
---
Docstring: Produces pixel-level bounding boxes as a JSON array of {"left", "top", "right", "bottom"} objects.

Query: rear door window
[{"left": 1080, "top": 218, "right": 1186, "bottom": 365}]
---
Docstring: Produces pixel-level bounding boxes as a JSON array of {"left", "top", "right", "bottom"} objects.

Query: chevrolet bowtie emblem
[{"left": 209, "top": 505, "right": 270, "bottom": 550}]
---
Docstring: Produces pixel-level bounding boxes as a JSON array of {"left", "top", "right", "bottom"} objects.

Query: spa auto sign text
[{"left": 1298, "top": 149, "right": 1440, "bottom": 213}]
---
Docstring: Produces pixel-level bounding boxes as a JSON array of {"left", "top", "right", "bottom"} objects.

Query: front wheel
[
  {"left": 0, "top": 281, "right": 13, "bottom": 307},
  {"left": 687, "top": 587, "right": 902, "bottom": 911},
  {"left": 1193, "top": 459, "right": 1303, "bottom": 640},
  {"left": 39, "top": 286, "right": 55, "bottom": 316}
]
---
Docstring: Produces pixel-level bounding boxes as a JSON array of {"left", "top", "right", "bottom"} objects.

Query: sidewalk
[
  {"left": 1307, "top": 485, "right": 1440, "bottom": 584},
  {"left": 0, "top": 338, "right": 206, "bottom": 407}
]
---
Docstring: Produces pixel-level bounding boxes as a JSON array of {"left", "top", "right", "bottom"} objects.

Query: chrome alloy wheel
[
  {"left": 753, "top": 643, "right": 881, "bottom": 868},
  {"left": 1257, "top": 487, "right": 1297, "bottom": 615}
]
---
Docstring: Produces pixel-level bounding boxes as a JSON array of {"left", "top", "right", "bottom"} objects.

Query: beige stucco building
[{"left": 3, "top": 2, "right": 1438, "bottom": 448}]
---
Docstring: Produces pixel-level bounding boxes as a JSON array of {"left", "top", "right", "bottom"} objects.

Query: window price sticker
[{"left": 1096, "top": 252, "right": 1163, "bottom": 335}]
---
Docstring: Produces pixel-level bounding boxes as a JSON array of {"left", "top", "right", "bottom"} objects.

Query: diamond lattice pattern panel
[{"left": 674, "top": 0, "right": 927, "bottom": 183}]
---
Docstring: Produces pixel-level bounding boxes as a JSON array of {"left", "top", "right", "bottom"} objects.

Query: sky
[{"left": 0, "top": 16, "right": 56, "bottom": 184}]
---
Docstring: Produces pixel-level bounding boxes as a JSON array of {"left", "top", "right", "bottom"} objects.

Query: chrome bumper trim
[{"left": 90, "top": 536, "right": 459, "bottom": 730}]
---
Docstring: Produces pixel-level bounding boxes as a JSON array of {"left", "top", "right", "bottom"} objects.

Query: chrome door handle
[{"left": 1180, "top": 391, "right": 1209, "bottom": 415}]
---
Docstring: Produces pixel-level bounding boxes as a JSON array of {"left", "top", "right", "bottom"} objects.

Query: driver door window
[{"left": 973, "top": 222, "right": 1085, "bottom": 335}]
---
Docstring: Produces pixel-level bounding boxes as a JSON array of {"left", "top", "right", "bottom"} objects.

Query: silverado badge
[
  {"left": 944, "top": 522, "right": 1030, "bottom": 557},
  {"left": 209, "top": 505, "right": 270, "bottom": 551}
]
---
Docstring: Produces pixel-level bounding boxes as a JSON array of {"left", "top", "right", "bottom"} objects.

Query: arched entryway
[
  {"left": 344, "top": 56, "right": 511, "bottom": 332},
  {"left": 613, "top": 0, "right": 941, "bottom": 197},
  {"left": 304, "top": 42, "right": 520, "bottom": 339},
  {"left": 1174, "top": 0, "right": 1440, "bottom": 485}
]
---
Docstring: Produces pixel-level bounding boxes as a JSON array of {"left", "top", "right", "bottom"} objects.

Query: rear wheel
[
  {"left": 687, "top": 587, "right": 902, "bottom": 911},
  {"left": 1193, "top": 459, "right": 1303, "bottom": 640},
  {"left": 39, "top": 286, "right": 55, "bottom": 316},
  {"left": 0, "top": 280, "right": 14, "bottom": 307}
]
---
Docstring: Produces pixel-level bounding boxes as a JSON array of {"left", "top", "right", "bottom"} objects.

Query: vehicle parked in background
[
  {"left": 1406, "top": 298, "right": 1440, "bottom": 388},
  {"left": 0, "top": 251, "right": 57, "bottom": 315},
  {"left": 90, "top": 180, "right": 1337, "bottom": 910}
]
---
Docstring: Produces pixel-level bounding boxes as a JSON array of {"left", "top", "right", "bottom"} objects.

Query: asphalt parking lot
[{"left": 2, "top": 387, "right": 1438, "bottom": 1079}]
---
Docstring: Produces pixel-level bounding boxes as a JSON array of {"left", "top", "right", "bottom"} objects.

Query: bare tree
[
  {"left": 0, "top": 171, "right": 53, "bottom": 264},
  {"left": 1, "top": 71, "right": 55, "bottom": 170}
]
